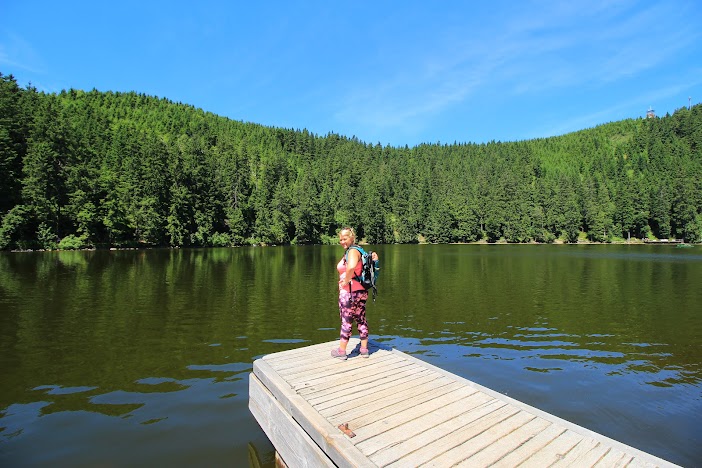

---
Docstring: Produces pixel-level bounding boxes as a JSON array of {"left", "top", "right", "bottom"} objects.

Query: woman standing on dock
[{"left": 332, "top": 227, "right": 377, "bottom": 360}]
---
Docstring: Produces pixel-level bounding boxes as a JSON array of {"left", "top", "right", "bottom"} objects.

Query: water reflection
[
  {"left": 395, "top": 318, "right": 700, "bottom": 388},
  {"left": 0, "top": 245, "right": 700, "bottom": 466}
]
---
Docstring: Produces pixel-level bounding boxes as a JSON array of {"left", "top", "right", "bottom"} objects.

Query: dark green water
[{"left": 0, "top": 245, "right": 700, "bottom": 466}]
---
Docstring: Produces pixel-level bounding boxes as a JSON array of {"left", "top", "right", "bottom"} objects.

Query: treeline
[{"left": 1, "top": 72, "right": 701, "bottom": 250}]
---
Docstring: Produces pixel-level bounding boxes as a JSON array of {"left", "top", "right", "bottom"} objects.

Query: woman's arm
[{"left": 342, "top": 248, "right": 361, "bottom": 289}]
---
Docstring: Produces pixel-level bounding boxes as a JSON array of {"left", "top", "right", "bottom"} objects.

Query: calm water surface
[{"left": 0, "top": 245, "right": 700, "bottom": 466}]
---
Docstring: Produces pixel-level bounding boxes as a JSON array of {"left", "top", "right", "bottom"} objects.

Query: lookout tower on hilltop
[{"left": 646, "top": 106, "right": 656, "bottom": 118}]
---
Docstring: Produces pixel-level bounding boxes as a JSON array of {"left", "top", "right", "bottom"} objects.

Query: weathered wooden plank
[
  {"left": 385, "top": 403, "right": 520, "bottom": 467},
  {"left": 292, "top": 355, "right": 413, "bottom": 398},
  {"left": 264, "top": 338, "right": 373, "bottom": 371},
  {"left": 359, "top": 391, "right": 496, "bottom": 463},
  {"left": 283, "top": 352, "right": 401, "bottom": 389},
  {"left": 248, "top": 373, "right": 334, "bottom": 467},
  {"left": 261, "top": 340, "right": 377, "bottom": 375},
  {"left": 273, "top": 356, "right": 344, "bottom": 376},
  {"left": 274, "top": 349, "right": 364, "bottom": 376},
  {"left": 316, "top": 367, "right": 438, "bottom": 416},
  {"left": 391, "top": 347, "right": 678, "bottom": 468},
  {"left": 354, "top": 387, "right": 484, "bottom": 444},
  {"left": 456, "top": 415, "right": 553, "bottom": 467},
  {"left": 263, "top": 340, "right": 335, "bottom": 359},
  {"left": 250, "top": 340, "right": 680, "bottom": 468},
  {"left": 550, "top": 438, "right": 607, "bottom": 467},
  {"left": 319, "top": 373, "right": 456, "bottom": 422},
  {"left": 491, "top": 422, "right": 567, "bottom": 467},
  {"left": 517, "top": 429, "right": 586, "bottom": 468},
  {"left": 627, "top": 457, "right": 665, "bottom": 468},
  {"left": 346, "top": 380, "right": 469, "bottom": 433},
  {"left": 308, "top": 364, "right": 450, "bottom": 407},
  {"left": 308, "top": 366, "right": 435, "bottom": 408},
  {"left": 260, "top": 344, "right": 329, "bottom": 368},
  {"left": 252, "top": 359, "right": 374, "bottom": 468},
  {"left": 594, "top": 449, "right": 634, "bottom": 467},
  {"left": 423, "top": 410, "right": 537, "bottom": 467},
  {"left": 278, "top": 346, "right": 396, "bottom": 380}
]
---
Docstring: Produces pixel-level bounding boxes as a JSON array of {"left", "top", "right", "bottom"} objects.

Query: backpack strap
[{"left": 344, "top": 245, "right": 365, "bottom": 285}]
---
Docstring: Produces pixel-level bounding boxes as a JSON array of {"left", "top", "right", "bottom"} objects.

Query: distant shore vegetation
[{"left": 1, "top": 72, "right": 701, "bottom": 251}]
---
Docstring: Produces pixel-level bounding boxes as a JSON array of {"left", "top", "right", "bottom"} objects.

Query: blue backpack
[{"left": 345, "top": 245, "right": 380, "bottom": 301}]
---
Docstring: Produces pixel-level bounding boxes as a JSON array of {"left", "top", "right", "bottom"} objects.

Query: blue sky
[{"left": 2, "top": 1, "right": 700, "bottom": 147}]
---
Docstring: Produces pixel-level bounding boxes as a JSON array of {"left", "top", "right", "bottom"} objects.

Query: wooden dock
[{"left": 249, "top": 339, "right": 679, "bottom": 467}]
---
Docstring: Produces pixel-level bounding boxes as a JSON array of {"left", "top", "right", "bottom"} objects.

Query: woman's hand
[{"left": 338, "top": 273, "right": 348, "bottom": 291}]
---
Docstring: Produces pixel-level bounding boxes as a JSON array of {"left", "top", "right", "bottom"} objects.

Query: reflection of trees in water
[
  {"left": 376, "top": 245, "right": 702, "bottom": 388},
  {"left": 0, "top": 245, "right": 700, "bottom": 465}
]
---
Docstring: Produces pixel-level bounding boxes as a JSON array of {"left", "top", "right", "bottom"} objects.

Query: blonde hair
[{"left": 339, "top": 226, "right": 356, "bottom": 239}]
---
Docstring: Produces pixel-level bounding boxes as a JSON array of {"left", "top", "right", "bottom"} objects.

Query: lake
[{"left": 0, "top": 244, "right": 700, "bottom": 466}]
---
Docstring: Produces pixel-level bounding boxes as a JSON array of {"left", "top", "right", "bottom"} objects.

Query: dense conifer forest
[{"left": 1, "top": 72, "right": 701, "bottom": 250}]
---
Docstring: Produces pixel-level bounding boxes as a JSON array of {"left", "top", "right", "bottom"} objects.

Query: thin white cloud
[
  {"left": 0, "top": 32, "right": 45, "bottom": 74},
  {"left": 333, "top": 36, "right": 507, "bottom": 131},
  {"left": 592, "top": 5, "right": 700, "bottom": 83},
  {"left": 334, "top": 0, "right": 699, "bottom": 137},
  {"left": 536, "top": 75, "right": 702, "bottom": 139},
  {"left": 497, "top": 1, "right": 699, "bottom": 93}
]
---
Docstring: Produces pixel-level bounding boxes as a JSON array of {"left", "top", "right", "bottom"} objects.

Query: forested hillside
[{"left": 1, "top": 72, "right": 701, "bottom": 250}]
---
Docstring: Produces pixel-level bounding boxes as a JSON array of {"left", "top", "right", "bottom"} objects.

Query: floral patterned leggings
[{"left": 338, "top": 289, "right": 369, "bottom": 342}]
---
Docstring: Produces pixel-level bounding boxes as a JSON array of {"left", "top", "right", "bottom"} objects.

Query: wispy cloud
[
  {"left": 590, "top": 5, "right": 700, "bottom": 83},
  {"left": 333, "top": 0, "right": 699, "bottom": 138},
  {"left": 491, "top": 1, "right": 698, "bottom": 93},
  {"left": 536, "top": 74, "right": 702, "bottom": 139},
  {"left": 0, "top": 32, "right": 45, "bottom": 74}
]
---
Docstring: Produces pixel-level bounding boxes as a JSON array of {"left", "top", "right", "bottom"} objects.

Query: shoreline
[{"left": 6, "top": 238, "right": 696, "bottom": 253}]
